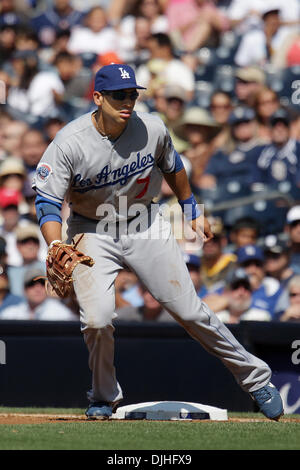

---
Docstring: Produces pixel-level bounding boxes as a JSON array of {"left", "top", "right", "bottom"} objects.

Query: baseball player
[{"left": 33, "top": 64, "right": 283, "bottom": 420}]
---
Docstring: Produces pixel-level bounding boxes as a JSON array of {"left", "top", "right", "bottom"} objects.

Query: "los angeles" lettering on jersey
[{"left": 72, "top": 152, "right": 154, "bottom": 192}]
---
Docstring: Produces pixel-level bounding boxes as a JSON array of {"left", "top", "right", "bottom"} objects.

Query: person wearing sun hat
[
  {"left": 6, "top": 223, "right": 46, "bottom": 297},
  {"left": 158, "top": 84, "right": 190, "bottom": 154},
  {"left": 175, "top": 106, "right": 221, "bottom": 188},
  {"left": 0, "top": 157, "right": 27, "bottom": 192}
]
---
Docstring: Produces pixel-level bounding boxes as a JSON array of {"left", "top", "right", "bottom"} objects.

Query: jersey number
[{"left": 136, "top": 176, "right": 150, "bottom": 199}]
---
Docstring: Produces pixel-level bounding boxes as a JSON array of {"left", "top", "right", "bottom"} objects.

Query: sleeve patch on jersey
[{"left": 36, "top": 163, "right": 53, "bottom": 183}]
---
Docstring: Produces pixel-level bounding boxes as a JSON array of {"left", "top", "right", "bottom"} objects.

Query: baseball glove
[{"left": 46, "top": 235, "right": 94, "bottom": 298}]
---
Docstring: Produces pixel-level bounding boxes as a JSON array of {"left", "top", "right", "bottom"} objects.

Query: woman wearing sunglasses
[{"left": 33, "top": 63, "right": 283, "bottom": 421}]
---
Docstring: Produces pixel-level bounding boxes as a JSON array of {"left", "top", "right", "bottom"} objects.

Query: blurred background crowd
[{"left": 0, "top": 0, "right": 300, "bottom": 324}]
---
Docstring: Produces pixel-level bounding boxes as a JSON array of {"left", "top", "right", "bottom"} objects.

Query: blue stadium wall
[{"left": 0, "top": 321, "right": 299, "bottom": 414}]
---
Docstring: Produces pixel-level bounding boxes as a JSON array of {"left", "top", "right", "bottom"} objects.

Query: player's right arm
[
  {"left": 35, "top": 194, "right": 63, "bottom": 246},
  {"left": 33, "top": 141, "right": 72, "bottom": 246},
  {"left": 40, "top": 221, "right": 62, "bottom": 247},
  {"left": 155, "top": 121, "right": 213, "bottom": 242}
]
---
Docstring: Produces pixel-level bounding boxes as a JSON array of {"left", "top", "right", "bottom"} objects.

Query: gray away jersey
[{"left": 33, "top": 111, "right": 177, "bottom": 221}]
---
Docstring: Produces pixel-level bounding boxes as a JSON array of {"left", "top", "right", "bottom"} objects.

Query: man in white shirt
[
  {"left": 67, "top": 6, "right": 119, "bottom": 55},
  {"left": 217, "top": 268, "right": 271, "bottom": 323},
  {"left": 136, "top": 33, "right": 195, "bottom": 102},
  {"left": 0, "top": 266, "right": 77, "bottom": 320},
  {"left": 234, "top": 6, "right": 294, "bottom": 67},
  {"left": 227, "top": 0, "right": 300, "bottom": 35}
]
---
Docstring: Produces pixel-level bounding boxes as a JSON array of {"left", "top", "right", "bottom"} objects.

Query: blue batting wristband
[{"left": 178, "top": 194, "right": 201, "bottom": 221}]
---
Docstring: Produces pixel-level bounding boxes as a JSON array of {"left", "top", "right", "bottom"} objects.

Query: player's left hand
[{"left": 190, "top": 214, "right": 214, "bottom": 243}]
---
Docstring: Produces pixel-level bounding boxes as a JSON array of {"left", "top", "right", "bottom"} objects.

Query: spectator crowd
[{"left": 0, "top": 0, "right": 300, "bottom": 324}]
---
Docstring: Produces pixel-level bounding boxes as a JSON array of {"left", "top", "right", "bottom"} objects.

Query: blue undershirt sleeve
[
  {"left": 35, "top": 194, "right": 62, "bottom": 227},
  {"left": 174, "top": 151, "right": 184, "bottom": 173}
]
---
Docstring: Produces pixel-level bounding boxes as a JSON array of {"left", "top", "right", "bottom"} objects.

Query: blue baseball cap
[
  {"left": 183, "top": 253, "right": 201, "bottom": 268},
  {"left": 226, "top": 268, "right": 251, "bottom": 290},
  {"left": 269, "top": 108, "right": 290, "bottom": 127},
  {"left": 237, "top": 245, "right": 264, "bottom": 265},
  {"left": 94, "top": 64, "right": 146, "bottom": 92},
  {"left": 229, "top": 107, "right": 255, "bottom": 126}
]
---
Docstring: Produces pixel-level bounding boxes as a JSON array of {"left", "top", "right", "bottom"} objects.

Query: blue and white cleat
[
  {"left": 251, "top": 382, "right": 284, "bottom": 421},
  {"left": 85, "top": 402, "right": 113, "bottom": 420}
]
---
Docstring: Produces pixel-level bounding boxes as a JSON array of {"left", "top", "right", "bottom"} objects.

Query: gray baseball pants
[{"left": 68, "top": 206, "right": 271, "bottom": 406}]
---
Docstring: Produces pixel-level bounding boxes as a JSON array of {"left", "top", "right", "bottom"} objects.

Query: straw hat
[
  {"left": 176, "top": 107, "right": 220, "bottom": 139},
  {"left": 0, "top": 157, "right": 26, "bottom": 179}
]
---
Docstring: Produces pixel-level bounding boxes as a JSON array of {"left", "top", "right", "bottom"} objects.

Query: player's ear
[{"left": 93, "top": 91, "right": 103, "bottom": 107}]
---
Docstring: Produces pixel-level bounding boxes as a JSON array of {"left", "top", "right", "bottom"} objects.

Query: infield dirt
[{"left": 0, "top": 413, "right": 300, "bottom": 425}]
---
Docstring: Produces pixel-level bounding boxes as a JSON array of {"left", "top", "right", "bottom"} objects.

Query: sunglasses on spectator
[
  {"left": 166, "top": 97, "right": 184, "bottom": 104},
  {"left": 289, "top": 292, "right": 300, "bottom": 297},
  {"left": 211, "top": 104, "right": 231, "bottom": 109},
  {"left": 102, "top": 90, "right": 139, "bottom": 101},
  {"left": 18, "top": 237, "right": 39, "bottom": 245},
  {"left": 231, "top": 282, "right": 251, "bottom": 291},
  {"left": 25, "top": 279, "right": 45, "bottom": 288},
  {"left": 265, "top": 252, "right": 282, "bottom": 260},
  {"left": 237, "top": 78, "right": 254, "bottom": 85},
  {"left": 2, "top": 173, "right": 24, "bottom": 179},
  {"left": 258, "top": 98, "right": 278, "bottom": 106},
  {"left": 241, "top": 260, "right": 263, "bottom": 268},
  {"left": 290, "top": 220, "right": 300, "bottom": 228}
]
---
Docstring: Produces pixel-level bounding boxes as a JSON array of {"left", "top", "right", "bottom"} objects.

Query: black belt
[{"left": 72, "top": 203, "right": 156, "bottom": 225}]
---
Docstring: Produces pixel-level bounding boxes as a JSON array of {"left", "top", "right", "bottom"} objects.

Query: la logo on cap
[
  {"left": 119, "top": 67, "right": 130, "bottom": 79},
  {"left": 246, "top": 246, "right": 255, "bottom": 255}
]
